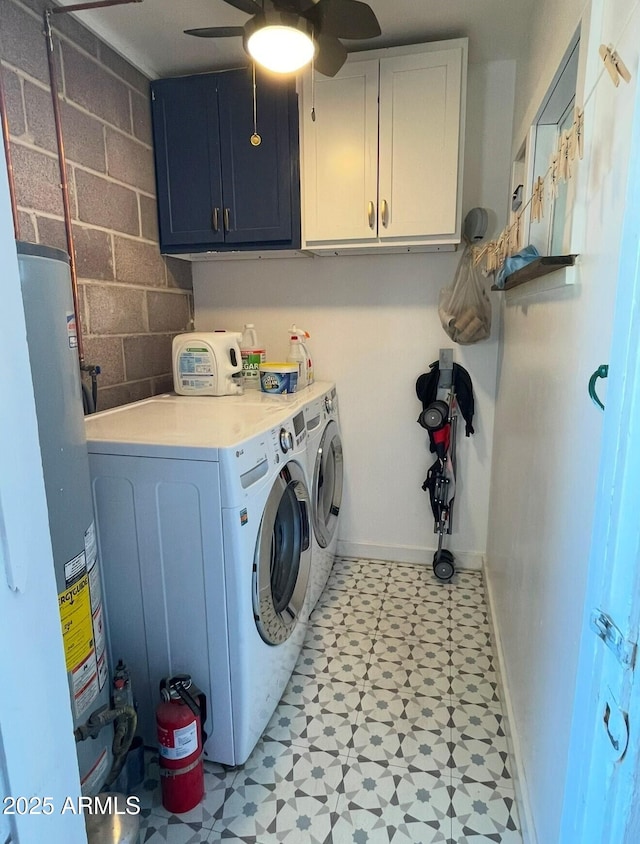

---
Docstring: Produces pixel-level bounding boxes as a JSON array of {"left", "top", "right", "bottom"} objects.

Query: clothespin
[
  {"left": 473, "top": 243, "right": 488, "bottom": 267},
  {"left": 531, "top": 177, "right": 545, "bottom": 222},
  {"left": 549, "top": 151, "right": 560, "bottom": 198},
  {"left": 599, "top": 45, "right": 632, "bottom": 86},
  {"left": 574, "top": 108, "right": 584, "bottom": 159},
  {"left": 559, "top": 131, "right": 571, "bottom": 182}
]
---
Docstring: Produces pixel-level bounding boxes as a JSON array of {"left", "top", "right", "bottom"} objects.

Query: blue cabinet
[{"left": 151, "top": 67, "right": 300, "bottom": 254}]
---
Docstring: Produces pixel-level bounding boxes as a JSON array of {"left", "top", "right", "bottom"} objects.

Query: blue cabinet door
[
  {"left": 218, "top": 67, "right": 298, "bottom": 245},
  {"left": 151, "top": 75, "right": 224, "bottom": 247},
  {"left": 151, "top": 69, "right": 300, "bottom": 253}
]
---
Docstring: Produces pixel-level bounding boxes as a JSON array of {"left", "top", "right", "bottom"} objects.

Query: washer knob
[
  {"left": 324, "top": 396, "right": 334, "bottom": 415},
  {"left": 279, "top": 428, "right": 293, "bottom": 453}
]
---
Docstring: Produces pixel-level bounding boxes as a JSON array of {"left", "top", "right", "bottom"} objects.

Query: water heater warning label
[{"left": 59, "top": 574, "right": 94, "bottom": 672}]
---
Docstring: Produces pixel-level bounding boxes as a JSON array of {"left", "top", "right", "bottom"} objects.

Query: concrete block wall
[{"left": 0, "top": 0, "right": 193, "bottom": 410}]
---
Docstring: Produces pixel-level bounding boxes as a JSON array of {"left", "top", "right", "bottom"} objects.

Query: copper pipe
[
  {"left": 50, "top": 0, "right": 143, "bottom": 14},
  {"left": 0, "top": 61, "right": 20, "bottom": 240},
  {"left": 43, "top": 9, "right": 85, "bottom": 366}
]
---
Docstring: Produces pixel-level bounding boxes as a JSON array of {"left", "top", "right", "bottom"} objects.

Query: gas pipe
[{"left": 156, "top": 675, "right": 207, "bottom": 814}]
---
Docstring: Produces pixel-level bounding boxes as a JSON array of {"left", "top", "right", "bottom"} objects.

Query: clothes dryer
[
  {"left": 85, "top": 395, "right": 310, "bottom": 766},
  {"left": 300, "top": 383, "right": 344, "bottom": 612}
]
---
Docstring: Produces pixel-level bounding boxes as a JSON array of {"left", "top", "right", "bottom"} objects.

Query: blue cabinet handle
[{"left": 588, "top": 364, "right": 609, "bottom": 411}]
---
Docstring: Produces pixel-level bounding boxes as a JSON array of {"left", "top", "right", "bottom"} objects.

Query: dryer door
[
  {"left": 253, "top": 459, "right": 311, "bottom": 645},
  {"left": 312, "top": 420, "right": 344, "bottom": 548}
]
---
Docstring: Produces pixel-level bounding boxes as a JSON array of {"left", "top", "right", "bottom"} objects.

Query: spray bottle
[
  {"left": 240, "top": 324, "right": 266, "bottom": 390},
  {"left": 287, "top": 326, "right": 313, "bottom": 389}
]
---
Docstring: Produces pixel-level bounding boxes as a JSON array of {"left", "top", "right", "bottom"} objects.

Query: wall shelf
[{"left": 491, "top": 254, "right": 578, "bottom": 291}]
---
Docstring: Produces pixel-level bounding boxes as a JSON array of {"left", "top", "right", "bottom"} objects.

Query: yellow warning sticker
[{"left": 58, "top": 573, "right": 94, "bottom": 672}]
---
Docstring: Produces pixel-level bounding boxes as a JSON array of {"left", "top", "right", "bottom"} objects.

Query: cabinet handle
[
  {"left": 212, "top": 208, "right": 219, "bottom": 232},
  {"left": 381, "top": 199, "right": 389, "bottom": 228},
  {"left": 368, "top": 201, "right": 375, "bottom": 229},
  {"left": 224, "top": 208, "right": 230, "bottom": 232}
]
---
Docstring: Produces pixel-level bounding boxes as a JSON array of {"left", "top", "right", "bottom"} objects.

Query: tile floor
[{"left": 134, "top": 558, "right": 522, "bottom": 843}]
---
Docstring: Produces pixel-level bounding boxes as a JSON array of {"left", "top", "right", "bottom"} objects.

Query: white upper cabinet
[{"left": 300, "top": 40, "right": 467, "bottom": 254}]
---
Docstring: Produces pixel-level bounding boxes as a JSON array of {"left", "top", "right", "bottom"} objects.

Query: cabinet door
[
  {"left": 151, "top": 75, "right": 224, "bottom": 248},
  {"left": 301, "top": 60, "right": 379, "bottom": 243},
  {"left": 378, "top": 49, "right": 463, "bottom": 240},
  {"left": 218, "top": 68, "right": 297, "bottom": 244}
]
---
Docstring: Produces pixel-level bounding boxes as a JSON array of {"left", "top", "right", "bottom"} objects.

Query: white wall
[
  {"left": 194, "top": 59, "right": 516, "bottom": 568},
  {"left": 485, "top": 1, "right": 640, "bottom": 841},
  {"left": 0, "top": 139, "right": 86, "bottom": 840}
]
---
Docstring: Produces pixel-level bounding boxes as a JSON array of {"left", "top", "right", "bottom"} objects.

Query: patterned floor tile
[
  {"left": 367, "top": 658, "right": 450, "bottom": 699},
  {"left": 326, "top": 568, "right": 390, "bottom": 595},
  {"left": 384, "top": 578, "right": 450, "bottom": 603},
  {"left": 304, "top": 626, "right": 375, "bottom": 657},
  {"left": 265, "top": 700, "right": 357, "bottom": 753},
  {"left": 450, "top": 605, "right": 491, "bottom": 629},
  {"left": 281, "top": 674, "right": 364, "bottom": 717},
  {"left": 138, "top": 814, "right": 214, "bottom": 843},
  {"left": 332, "top": 761, "right": 450, "bottom": 843},
  {"left": 332, "top": 558, "right": 392, "bottom": 580},
  {"left": 211, "top": 783, "right": 334, "bottom": 843},
  {"left": 377, "top": 614, "right": 450, "bottom": 644},
  {"left": 386, "top": 598, "right": 451, "bottom": 626},
  {"left": 449, "top": 646, "right": 495, "bottom": 677},
  {"left": 310, "top": 604, "right": 380, "bottom": 634},
  {"left": 134, "top": 558, "right": 522, "bottom": 844},
  {"left": 450, "top": 673, "right": 501, "bottom": 707},
  {"left": 450, "top": 780, "right": 521, "bottom": 842},
  {"left": 318, "top": 588, "right": 384, "bottom": 616},
  {"left": 235, "top": 738, "right": 346, "bottom": 799},
  {"left": 448, "top": 626, "right": 492, "bottom": 650},
  {"left": 352, "top": 711, "right": 450, "bottom": 771},
  {"left": 293, "top": 647, "right": 369, "bottom": 685},
  {"left": 358, "top": 688, "right": 452, "bottom": 733}
]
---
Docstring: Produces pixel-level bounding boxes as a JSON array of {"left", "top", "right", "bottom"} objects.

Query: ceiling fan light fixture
[{"left": 244, "top": 12, "right": 316, "bottom": 74}]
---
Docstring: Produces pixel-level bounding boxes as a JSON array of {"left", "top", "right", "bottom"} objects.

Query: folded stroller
[{"left": 416, "top": 355, "right": 475, "bottom": 580}]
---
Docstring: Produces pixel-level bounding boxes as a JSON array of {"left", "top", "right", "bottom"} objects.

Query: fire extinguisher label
[{"left": 158, "top": 722, "right": 198, "bottom": 761}]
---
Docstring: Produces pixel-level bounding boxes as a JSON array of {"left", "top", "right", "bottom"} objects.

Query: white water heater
[{"left": 17, "top": 241, "right": 112, "bottom": 794}]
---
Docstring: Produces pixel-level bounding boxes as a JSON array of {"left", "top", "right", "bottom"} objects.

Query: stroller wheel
[{"left": 433, "top": 550, "right": 454, "bottom": 581}]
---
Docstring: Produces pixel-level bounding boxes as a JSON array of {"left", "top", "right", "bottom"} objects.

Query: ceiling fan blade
[
  {"left": 184, "top": 26, "right": 245, "bottom": 38},
  {"left": 221, "top": 0, "right": 263, "bottom": 14},
  {"left": 314, "top": 33, "right": 348, "bottom": 77},
  {"left": 308, "top": 0, "right": 381, "bottom": 39}
]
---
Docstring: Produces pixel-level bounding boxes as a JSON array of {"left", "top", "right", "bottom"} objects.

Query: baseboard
[
  {"left": 335, "top": 540, "right": 483, "bottom": 570},
  {"left": 484, "top": 562, "right": 537, "bottom": 844}
]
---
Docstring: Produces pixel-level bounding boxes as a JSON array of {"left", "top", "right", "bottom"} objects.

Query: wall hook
[{"left": 588, "top": 364, "right": 609, "bottom": 410}]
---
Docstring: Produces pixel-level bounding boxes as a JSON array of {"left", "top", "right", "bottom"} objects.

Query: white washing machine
[
  {"left": 85, "top": 394, "right": 311, "bottom": 766},
  {"left": 300, "top": 382, "right": 344, "bottom": 613}
]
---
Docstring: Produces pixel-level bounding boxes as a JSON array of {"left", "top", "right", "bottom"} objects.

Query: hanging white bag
[{"left": 438, "top": 244, "right": 491, "bottom": 345}]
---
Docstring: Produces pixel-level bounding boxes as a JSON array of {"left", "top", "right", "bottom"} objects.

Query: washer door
[
  {"left": 253, "top": 460, "right": 311, "bottom": 645},
  {"left": 312, "top": 420, "right": 344, "bottom": 548}
]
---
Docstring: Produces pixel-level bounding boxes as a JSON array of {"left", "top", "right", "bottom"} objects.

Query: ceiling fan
[{"left": 185, "top": 0, "right": 382, "bottom": 77}]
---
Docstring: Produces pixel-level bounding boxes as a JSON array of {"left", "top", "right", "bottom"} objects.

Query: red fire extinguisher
[{"left": 156, "top": 674, "right": 207, "bottom": 814}]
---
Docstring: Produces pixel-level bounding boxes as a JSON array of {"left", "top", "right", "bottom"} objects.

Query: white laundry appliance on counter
[
  {"left": 85, "top": 394, "right": 311, "bottom": 766},
  {"left": 299, "top": 383, "right": 344, "bottom": 612}
]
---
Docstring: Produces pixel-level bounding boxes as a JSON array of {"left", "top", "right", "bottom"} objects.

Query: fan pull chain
[
  {"left": 250, "top": 62, "right": 261, "bottom": 146},
  {"left": 311, "top": 52, "right": 316, "bottom": 122}
]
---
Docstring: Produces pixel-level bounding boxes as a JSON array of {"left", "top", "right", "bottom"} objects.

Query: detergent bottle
[
  {"left": 240, "top": 324, "right": 266, "bottom": 390},
  {"left": 287, "top": 326, "right": 313, "bottom": 389}
]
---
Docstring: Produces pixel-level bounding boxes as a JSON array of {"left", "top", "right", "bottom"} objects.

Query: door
[
  {"left": 311, "top": 420, "right": 344, "bottom": 548},
  {"left": 253, "top": 460, "right": 311, "bottom": 645},
  {"left": 378, "top": 48, "right": 463, "bottom": 240},
  {"left": 301, "top": 59, "right": 379, "bottom": 243},
  {"left": 561, "top": 9, "right": 640, "bottom": 838},
  {"left": 218, "top": 68, "right": 297, "bottom": 244},
  {"left": 151, "top": 74, "right": 224, "bottom": 248}
]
